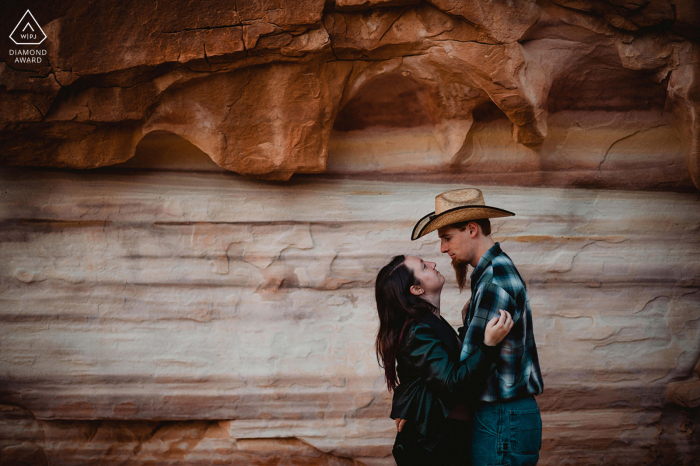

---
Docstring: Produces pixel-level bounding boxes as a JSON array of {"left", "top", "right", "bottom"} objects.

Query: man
[{"left": 412, "top": 187, "right": 544, "bottom": 466}]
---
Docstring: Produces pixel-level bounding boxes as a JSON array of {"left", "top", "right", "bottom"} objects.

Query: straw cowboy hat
[{"left": 411, "top": 188, "right": 514, "bottom": 240}]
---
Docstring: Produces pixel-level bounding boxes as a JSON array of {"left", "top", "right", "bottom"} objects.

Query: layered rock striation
[{"left": 1, "top": 168, "right": 699, "bottom": 464}]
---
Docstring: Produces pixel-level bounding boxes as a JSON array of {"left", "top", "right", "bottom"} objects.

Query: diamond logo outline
[{"left": 10, "top": 10, "right": 47, "bottom": 45}]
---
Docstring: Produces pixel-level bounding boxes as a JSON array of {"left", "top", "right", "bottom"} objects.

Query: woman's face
[{"left": 403, "top": 256, "right": 445, "bottom": 296}]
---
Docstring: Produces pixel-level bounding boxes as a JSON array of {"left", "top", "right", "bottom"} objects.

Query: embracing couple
[{"left": 375, "top": 188, "right": 544, "bottom": 466}]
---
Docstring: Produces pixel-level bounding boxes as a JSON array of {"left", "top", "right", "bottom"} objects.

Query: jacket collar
[
  {"left": 470, "top": 242, "right": 501, "bottom": 289},
  {"left": 419, "top": 312, "right": 460, "bottom": 357}
]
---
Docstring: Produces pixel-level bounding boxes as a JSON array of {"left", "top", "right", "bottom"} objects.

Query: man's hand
[
  {"left": 484, "top": 310, "right": 513, "bottom": 346},
  {"left": 395, "top": 418, "right": 407, "bottom": 432},
  {"left": 461, "top": 298, "right": 471, "bottom": 323}
]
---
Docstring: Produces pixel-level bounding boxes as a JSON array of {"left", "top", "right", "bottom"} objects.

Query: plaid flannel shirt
[{"left": 459, "top": 243, "right": 544, "bottom": 402}]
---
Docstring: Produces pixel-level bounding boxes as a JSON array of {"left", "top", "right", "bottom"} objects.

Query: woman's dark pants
[
  {"left": 471, "top": 396, "right": 542, "bottom": 466},
  {"left": 393, "top": 418, "right": 472, "bottom": 466}
]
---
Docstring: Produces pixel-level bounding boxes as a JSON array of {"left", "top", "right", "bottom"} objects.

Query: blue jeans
[{"left": 471, "top": 396, "right": 542, "bottom": 466}]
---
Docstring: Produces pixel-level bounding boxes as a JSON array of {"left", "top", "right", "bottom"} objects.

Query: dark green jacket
[{"left": 390, "top": 312, "right": 497, "bottom": 450}]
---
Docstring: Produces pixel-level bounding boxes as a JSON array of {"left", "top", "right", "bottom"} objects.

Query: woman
[{"left": 375, "top": 255, "right": 512, "bottom": 466}]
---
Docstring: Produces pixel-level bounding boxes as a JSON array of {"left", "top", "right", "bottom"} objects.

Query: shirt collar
[{"left": 470, "top": 242, "right": 502, "bottom": 288}]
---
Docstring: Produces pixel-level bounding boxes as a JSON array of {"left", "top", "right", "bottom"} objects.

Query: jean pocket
[
  {"left": 474, "top": 409, "right": 498, "bottom": 436},
  {"left": 509, "top": 408, "right": 542, "bottom": 455}
]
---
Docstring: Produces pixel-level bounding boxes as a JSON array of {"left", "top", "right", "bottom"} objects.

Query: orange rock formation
[{"left": 1, "top": 0, "right": 698, "bottom": 188}]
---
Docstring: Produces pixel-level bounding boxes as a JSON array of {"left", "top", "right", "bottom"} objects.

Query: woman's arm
[{"left": 404, "top": 311, "right": 512, "bottom": 407}]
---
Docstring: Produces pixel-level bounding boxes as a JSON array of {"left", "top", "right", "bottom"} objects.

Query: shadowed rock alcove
[{"left": 115, "top": 131, "right": 227, "bottom": 172}]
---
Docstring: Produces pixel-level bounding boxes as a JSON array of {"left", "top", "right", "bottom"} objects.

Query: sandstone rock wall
[{"left": 1, "top": 166, "right": 699, "bottom": 464}]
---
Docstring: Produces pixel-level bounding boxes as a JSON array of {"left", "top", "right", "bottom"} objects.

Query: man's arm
[{"left": 460, "top": 282, "right": 516, "bottom": 362}]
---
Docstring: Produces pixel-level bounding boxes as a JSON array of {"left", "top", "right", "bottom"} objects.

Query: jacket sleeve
[{"left": 404, "top": 322, "right": 498, "bottom": 408}]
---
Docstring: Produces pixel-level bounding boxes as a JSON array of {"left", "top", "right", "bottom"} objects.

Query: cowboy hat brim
[{"left": 411, "top": 205, "right": 515, "bottom": 240}]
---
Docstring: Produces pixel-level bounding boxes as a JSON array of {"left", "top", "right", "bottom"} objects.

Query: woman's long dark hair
[{"left": 375, "top": 255, "right": 437, "bottom": 392}]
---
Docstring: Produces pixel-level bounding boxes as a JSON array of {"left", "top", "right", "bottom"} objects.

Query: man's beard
[{"left": 451, "top": 258, "right": 469, "bottom": 291}]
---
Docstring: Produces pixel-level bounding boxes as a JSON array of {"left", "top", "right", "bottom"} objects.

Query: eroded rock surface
[
  {"left": 0, "top": 404, "right": 362, "bottom": 466},
  {"left": 0, "top": 0, "right": 698, "bottom": 187}
]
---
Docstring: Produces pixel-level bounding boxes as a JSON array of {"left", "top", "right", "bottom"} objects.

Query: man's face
[
  {"left": 437, "top": 225, "right": 474, "bottom": 263},
  {"left": 438, "top": 225, "right": 475, "bottom": 291}
]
